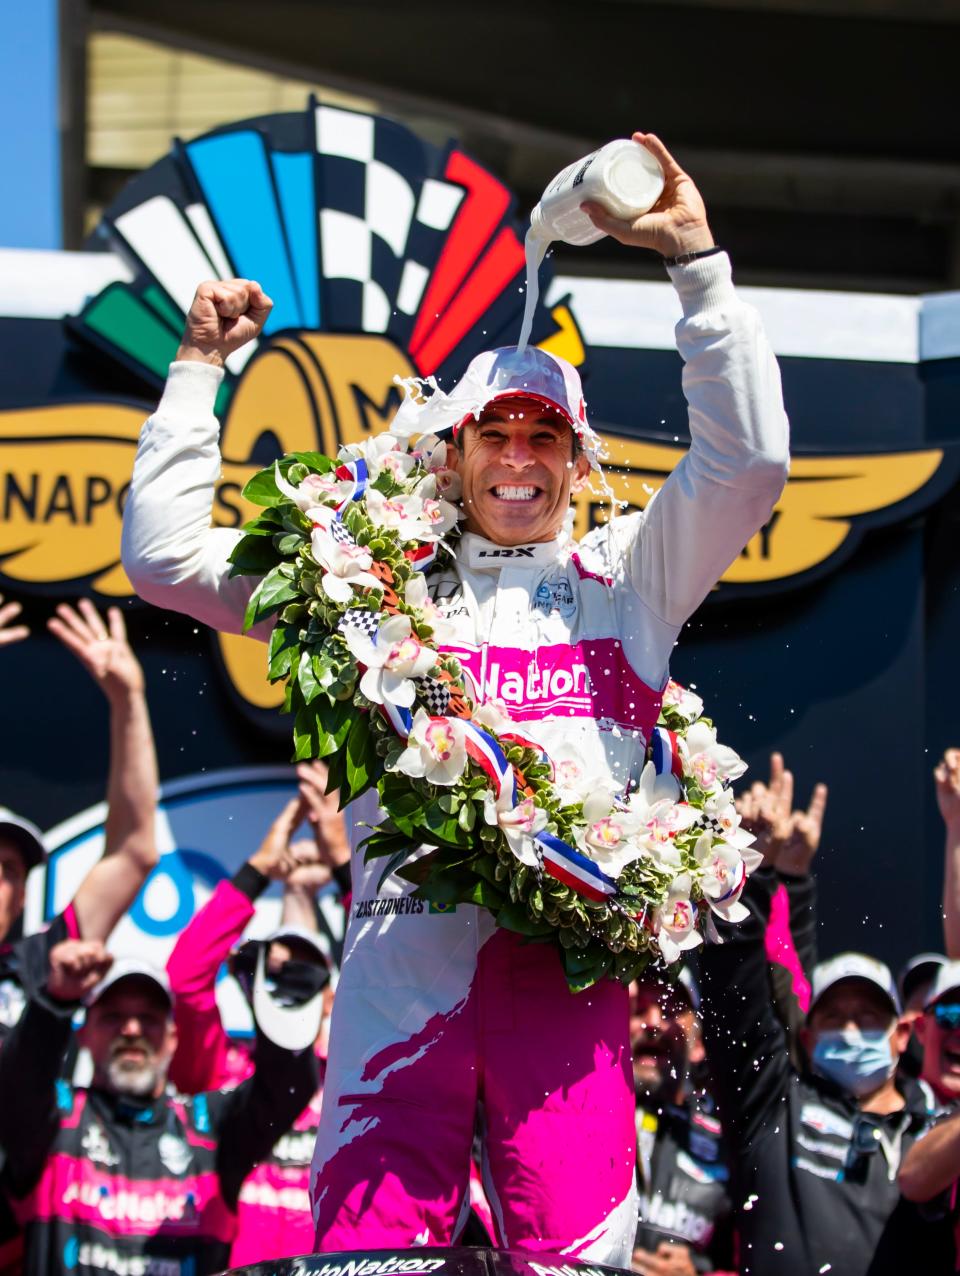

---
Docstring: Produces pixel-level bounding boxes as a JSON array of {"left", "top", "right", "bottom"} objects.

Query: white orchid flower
[
  {"left": 692, "top": 833, "right": 750, "bottom": 924},
  {"left": 390, "top": 710, "right": 468, "bottom": 787},
  {"left": 573, "top": 789, "right": 648, "bottom": 878},
  {"left": 655, "top": 875, "right": 703, "bottom": 964},
  {"left": 548, "top": 742, "right": 606, "bottom": 808},
  {"left": 471, "top": 697, "right": 516, "bottom": 736},
  {"left": 403, "top": 573, "right": 458, "bottom": 644},
  {"left": 274, "top": 463, "right": 350, "bottom": 512},
  {"left": 702, "top": 787, "right": 763, "bottom": 869},
  {"left": 341, "top": 613, "right": 435, "bottom": 708},
  {"left": 682, "top": 721, "right": 748, "bottom": 791},
  {"left": 309, "top": 525, "right": 380, "bottom": 603},
  {"left": 662, "top": 679, "right": 705, "bottom": 724},
  {"left": 482, "top": 791, "right": 548, "bottom": 868},
  {"left": 618, "top": 763, "right": 695, "bottom": 862}
]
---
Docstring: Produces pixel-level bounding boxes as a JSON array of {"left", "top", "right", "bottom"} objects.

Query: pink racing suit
[
  {"left": 121, "top": 252, "right": 790, "bottom": 1265},
  {"left": 165, "top": 869, "right": 326, "bottom": 1266}
]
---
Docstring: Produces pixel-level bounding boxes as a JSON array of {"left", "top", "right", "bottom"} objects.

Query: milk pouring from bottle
[{"left": 516, "top": 138, "right": 664, "bottom": 352}]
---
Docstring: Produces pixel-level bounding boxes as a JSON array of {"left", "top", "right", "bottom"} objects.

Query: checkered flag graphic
[
  {"left": 313, "top": 106, "right": 463, "bottom": 341},
  {"left": 415, "top": 677, "right": 451, "bottom": 716},
  {"left": 338, "top": 608, "right": 381, "bottom": 641}
]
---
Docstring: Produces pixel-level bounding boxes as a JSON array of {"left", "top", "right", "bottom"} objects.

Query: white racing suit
[{"left": 121, "top": 252, "right": 789, "bottom": 1264}]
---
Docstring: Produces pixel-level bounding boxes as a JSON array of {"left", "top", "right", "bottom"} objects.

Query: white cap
[
  {"left": 262, "top": 924, "right": 331, "bottom": 967},
  {"left": 86, "top": 959, "right": 173, "bottom": 1009},
  {"left": 391, "top": 346, "right": 603, "bottom": 470},
  {"left": 0, "top": 808, "right": 46, "bottom": 872},
  {"left": 899, "top": 952, "right": 947, "bottom": 1003},
  {"left": 809, "top": 952, "right": 901, "bottom": 1017},
  {"left": 924, "top": 960, "right": 960, "bottom": 1009}
]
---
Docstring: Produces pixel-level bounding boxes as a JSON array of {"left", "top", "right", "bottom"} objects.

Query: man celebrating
[
  {"left": 0, "top": 941, "right": 317, "bottom": 1276},
  {"left": 121, "top": 132, "right": 789, "bottom": 1264}
]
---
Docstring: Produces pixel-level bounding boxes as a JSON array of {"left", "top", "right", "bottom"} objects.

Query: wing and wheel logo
[{"left": 0, "top": 102, "right": 952, "bottom": 710}]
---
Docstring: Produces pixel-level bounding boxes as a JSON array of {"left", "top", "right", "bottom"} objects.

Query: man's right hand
[
  {"left": 176, "top": 279, "right": 273, "bottom": 368},
  {"left": 47, "top": 940, "right": 113, "bottom": 1003}
]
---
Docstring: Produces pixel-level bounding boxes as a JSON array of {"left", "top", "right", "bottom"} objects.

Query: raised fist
[
  {"left": 176, "top": 278, "right": 273, "bottom": 368},
  {"left": 47, "top": 939, "right": 113, "bottom": 1004}
]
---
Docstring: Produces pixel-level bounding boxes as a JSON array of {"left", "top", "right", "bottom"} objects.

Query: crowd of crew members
[{"left": 2, "top": 594, "right": 960, "bottom": 1276}]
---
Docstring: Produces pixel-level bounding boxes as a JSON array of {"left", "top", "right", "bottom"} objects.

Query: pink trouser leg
[
  {"left": 480, "top": 931, "right": 637, "bottom": 1264},
  {"left": 313, "top": 995, "right": 478, "bottom": 1250}
]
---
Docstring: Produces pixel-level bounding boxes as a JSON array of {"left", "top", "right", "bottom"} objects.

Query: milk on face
[{"left": 516, "top": 138, "right": 664, "bottom": 353}]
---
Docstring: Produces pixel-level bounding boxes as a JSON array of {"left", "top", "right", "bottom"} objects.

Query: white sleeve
[
  {"left": 120, "top": 360, "right": 268, "bottom": 639},
  {"left": 583, "top": 252, "right": 790, "bottom": 628}
]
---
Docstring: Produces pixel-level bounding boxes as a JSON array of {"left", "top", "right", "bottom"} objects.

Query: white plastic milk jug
[
  {"left": 531, "top": 138, "right": 665, "bottom": 247},
  {"left": 516, "top": 139, "right": 664, "bottom": 351}
]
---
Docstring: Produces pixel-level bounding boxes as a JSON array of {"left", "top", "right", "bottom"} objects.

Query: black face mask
[{"left": 232, "top": 948, "right": 330, "bottom": 1007}]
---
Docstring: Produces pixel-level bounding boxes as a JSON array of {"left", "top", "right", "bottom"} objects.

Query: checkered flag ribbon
[
  {"left": 338, "top": 608, "right": 381, "bottom": 641},
  {"left": 329, "top": 519, "right": 356, "bottom": 547},
  {"left": 415, "top": 676, "right": 451, "bottom": 716}
]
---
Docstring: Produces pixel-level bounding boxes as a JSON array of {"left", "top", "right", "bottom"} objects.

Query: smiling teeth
[{"left": 495, "top": 486, "right": 537, "bottom": 501}]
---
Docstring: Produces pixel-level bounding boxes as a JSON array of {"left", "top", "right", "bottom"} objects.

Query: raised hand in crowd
[
  {"left": 631, "top": 1240, "right": 699, "bottom": 1276},
  {"left": 247, "top": 795, "right": 310, "bottom": 881},
  {"left": 45, "top": 599, "right": 158, "bottom": 943},
  {"left": 935, "top": 748, "right": 960, "bottom": 958},
  {"left": 736, "top": 751, "right": 828, "bottom": 876},
  {"left": 0, "top": 594, "right": 29, "bottom": 647},
  {"left": 45, "top": 939, "right": 113, "bottom": 1004},
  {"left": 297, "top": 760, "right": 351, "bottom": 872}
]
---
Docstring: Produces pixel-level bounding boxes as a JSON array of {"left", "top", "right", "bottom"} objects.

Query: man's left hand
[
  {"left": 582, "top": 132, "right": 714, "bottom": 260},
  {"left": 631, "top": 1241, "right": 698, "bottom": 1276}
]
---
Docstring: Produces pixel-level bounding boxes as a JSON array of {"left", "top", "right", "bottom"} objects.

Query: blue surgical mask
[{"left": 811, "top": 1028, "right": 895, "bottom": 1096}]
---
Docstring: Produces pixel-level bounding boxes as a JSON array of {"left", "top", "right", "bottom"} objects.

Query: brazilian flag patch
[{"left": 430, "top": 902, "right": 457, "bottom": 914}]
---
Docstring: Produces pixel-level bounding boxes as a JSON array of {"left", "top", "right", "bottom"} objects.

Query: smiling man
[{"left": 121, "top": 131, "right": 789, "bottom": 1264}]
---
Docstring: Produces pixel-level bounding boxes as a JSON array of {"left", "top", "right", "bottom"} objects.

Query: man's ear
[
  {"left": 891, "top": 1016, "right": 913, "bottom": 1057},
  {"left": 915, "top": 1013, "right": 929, "bottom": 1044},
  {"left": 570, "top": 453, "right": 591, "bottom": 493},
  {"left": 443, "top": 440, "right": 459, "bottom": 472}
]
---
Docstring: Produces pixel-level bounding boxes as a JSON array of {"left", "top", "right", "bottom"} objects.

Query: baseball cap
[
  {"left": 0, "top": 808, "right": 46, "bottom": 872},
  {"left": 809, "top": 952, "right": 901, "bottom": 1018},
  {"left": 924, "top": 961, "right": 960, "bottom": 1010},
  {"left": 390, "top": 346, "right": 603, "bottom": 470},
  {"left": 86, "top": 958, "right": 173, "bottom": 1010},
  {"left": 899, "top": 952, "right": 947, "bottom": 1006}
]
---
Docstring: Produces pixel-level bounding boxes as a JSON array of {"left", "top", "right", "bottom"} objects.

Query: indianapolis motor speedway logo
[{"left": 0, "top": 102, "right": 951, "bottom": 713}]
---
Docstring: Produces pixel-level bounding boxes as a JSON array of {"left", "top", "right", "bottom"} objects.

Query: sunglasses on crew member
[{"left": 930, "top": 1002, "right": 960, "bottom": 1029}]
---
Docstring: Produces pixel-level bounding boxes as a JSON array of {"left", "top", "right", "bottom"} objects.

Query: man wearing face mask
[{"left": 700, "top": 869, "right": 953, "bottom": 1275}]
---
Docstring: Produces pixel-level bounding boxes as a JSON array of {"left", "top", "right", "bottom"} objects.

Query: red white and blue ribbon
[
  {"left": 651, "top": 727, "right": 684, "bottom": 782},
  {"left": 332, "top": 457, "right": 368, "bottom": 513},
  {"left": 405, "top": 542, "right": 439, "bottom": 573},
  {"left": 536, "top": 830, "right": 618, "bottom": 903},
  {"left": 462, "top": 720, "right": 518, "bottom": 807},
  {"left": 382, "top": 700, "right": 414, "bottom": 738}
]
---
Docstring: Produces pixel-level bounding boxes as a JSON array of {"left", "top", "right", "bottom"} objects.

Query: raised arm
[
  {"left": 899, "top": 1109, "right": 960, "bottom": 1203},
  {"left": 582, "top": 133, "right": 790, "bottom": 626},
  {"left": 166, "top": 796, "right": 305, "bottom": 1092},
  {"left": 211, "top": 1028, "right": 319, "bottom": 1209},
  {"left": 698, "top": 866, "right": 793, "bottom": 1150},
  {"left": 0, "top": 940, "right": 112, "bottom": 1194},
  {"left": 936, "top": 750, "right": 960, "bottom": 958},
  {"left": 120, "top": 279, "right": 274, "bottom": 637},
  {"left": 47, "top": 602, "right": 159, "bottom": 943}
]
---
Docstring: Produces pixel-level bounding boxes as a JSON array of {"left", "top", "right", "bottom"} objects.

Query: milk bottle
[{"left": 516, "top": 139, "right": 665, "bottom": 352}]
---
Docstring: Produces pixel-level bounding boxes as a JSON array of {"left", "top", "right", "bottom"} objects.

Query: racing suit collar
[{"left": 461, "top": 532, "right": 566, "bottom": 570}]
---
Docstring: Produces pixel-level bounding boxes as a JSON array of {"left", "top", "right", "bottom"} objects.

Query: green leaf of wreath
[
  {"left": 268, "top": 623, "right": 300, "bottom": 682},
  {"left": 228, "top": 532, "right": 284, "bottom": 578},
  {"left": 494, "top": 902, "right": 555, "bottom": 938},
  {"left": 244, "top": 564, "right": 300, "bottom": 631}
]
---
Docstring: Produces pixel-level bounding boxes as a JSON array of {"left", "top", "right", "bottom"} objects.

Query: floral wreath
[{"left": 230, "top": 407, "right": 761, "bottom": 992}]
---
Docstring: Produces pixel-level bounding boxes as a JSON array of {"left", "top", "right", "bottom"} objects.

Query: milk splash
[{"left": 516, "top": 226, "right": 550, "bottom": 355}]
